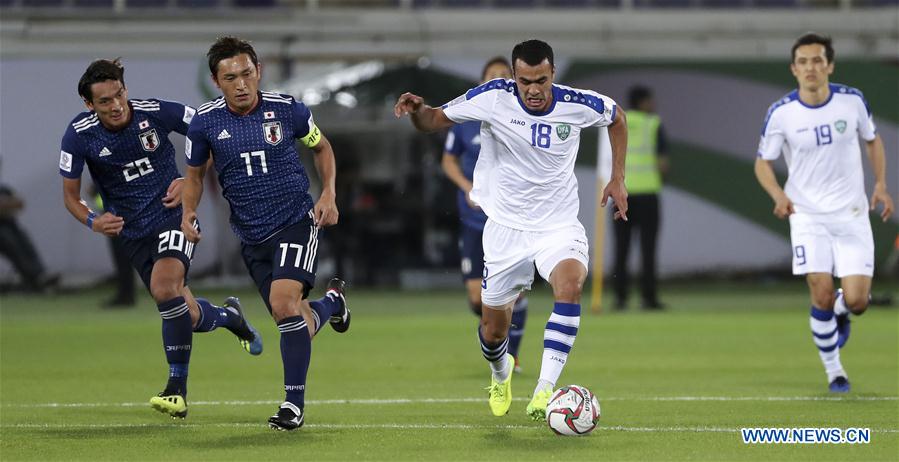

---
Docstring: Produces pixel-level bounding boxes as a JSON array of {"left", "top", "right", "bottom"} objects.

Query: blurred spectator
[
  {"left": 0, "top": 179, "right": 59, "bottom": 292},
  {"left": 612, "top": 85, "right": 668, "bottom": 310},
  {"left": 90, "top": 184, "right": 136, "bottom": 308}
]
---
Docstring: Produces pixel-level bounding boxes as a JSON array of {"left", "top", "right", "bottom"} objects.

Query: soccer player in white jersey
[
  {"left": 395, "top": 39, "right": 629, "bottom": 420},
  {"left": 754, "top": 33, "right": 894, "bottom": 393}
]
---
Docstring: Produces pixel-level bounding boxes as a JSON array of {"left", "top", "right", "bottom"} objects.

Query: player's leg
[
  {"left": 509, "top": 294, "right": 528, "bottom": 374},
  {"left": 611, "top": 209, "right": 632, "bottom": 309},
  {"left": 831, "top": 215, "right": 876, "bottom": 349},
  {"left": 183, "top": 285, "right": 263, "bottom": 355},
  {"left": 529, "top": 226, "right": 589, "bottom": 420},
  {"left": 479, "top": 219, "right": 532, "bottom": 416},
  {"left": 461, "top": 224, "right": 485, "bottom": 317}
]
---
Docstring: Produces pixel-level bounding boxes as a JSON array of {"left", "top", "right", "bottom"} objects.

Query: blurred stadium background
[{"left": 0, "top": 1, "right": 897, "bottom": 291}]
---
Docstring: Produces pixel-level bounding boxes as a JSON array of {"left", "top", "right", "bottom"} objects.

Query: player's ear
[
  {"left": 83, "top": 97, "right": 94, "bottom": 111},
  {"left": 211, "top": 74, "right": 222, "bottom": 90},
  {"left": 256, "top": 63, "right": 263, "bottom": 79}
]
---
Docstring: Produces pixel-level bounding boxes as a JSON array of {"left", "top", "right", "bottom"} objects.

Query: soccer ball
[{"left": 545, "top": 385, "right": 601, "bottom": 436}]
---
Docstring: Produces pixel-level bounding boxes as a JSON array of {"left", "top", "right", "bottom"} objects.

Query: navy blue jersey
[
  {"left": 59, "top": 99, "right": 195, "bottom": 240},
  {"left": 444, "top": 121, "right": 489, "bottom": 230},
  {"left": 186, "top": 91, "right": 320, "bottom": 245}
]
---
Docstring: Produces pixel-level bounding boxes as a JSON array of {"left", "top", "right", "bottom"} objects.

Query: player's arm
[
  {"left": 62, "top": 177, "right": 123, "bottom": 237},
  {"left": 310, "top": 134, "right": 339, "bottom": 227},
  {"left": 602, "top": 107, "right": 629, "bottom": 221},
  {"left": 180, "top": 163, "right": 206, "bottom": 243},
  {"left": 754, "top": 157, "right": 793, "bottom": 219},
  {"left": 394, "top": 92, "right": 454, "bottom": 133},
  {"left": 441, "top": 153, "right": 477, "bottom": 207},
  {"left": 864, "top": 134, "right": 894, "bottom": 222}
]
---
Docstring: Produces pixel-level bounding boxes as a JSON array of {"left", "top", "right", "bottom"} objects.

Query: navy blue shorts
[
  {"left": 122, "top": 214, "right": 198, "bottom": 291},
  {"left": 459, "top": 224, "right": 485, "bottom": 281},
  {"left": 241, "top": 212, "right": 320, "bottom": 311}
]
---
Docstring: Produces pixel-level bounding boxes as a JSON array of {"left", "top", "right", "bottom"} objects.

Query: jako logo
[{"left": 510, "top": 119, "right": 526, "bottom": 126}]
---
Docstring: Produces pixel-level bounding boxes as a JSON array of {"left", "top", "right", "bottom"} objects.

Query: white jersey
[
  {"left": 442, "top": 79, "right": 617, "bottom": 231},
  {"left": 757, "top": 83, "right": 877, "bottom": 220}
]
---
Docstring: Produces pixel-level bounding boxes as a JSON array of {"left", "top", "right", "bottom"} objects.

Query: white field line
[
  {"left": 2, "top": 423, "right": 898, "bottom": 433},
  {"left": 2, "top": 396, "right": 896, "bottom": 409}
]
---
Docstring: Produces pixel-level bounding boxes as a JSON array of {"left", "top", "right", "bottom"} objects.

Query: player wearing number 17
[
  {"left": 59, "top": 59, "right": 263, "bottom": 420},
  {"left": 395, "top": 39, "right": 629, "bottom": 421},
  {"left": 754, "top": 33, "right": 894, "bottom": 393},
  {"left": 182, "top": 37, "right": 351, "bottom": 431}
]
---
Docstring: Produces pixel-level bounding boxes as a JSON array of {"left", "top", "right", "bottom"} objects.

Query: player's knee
[
  {"left": 480, "top": 319, "right": 507, "bottom": 344},
  {"left": 269, "top": 295, "right": 299, "bottom": 322},
  {"left": 149, "top": 279, "right": 182, "bottom": 303},
  {"left": 553, "top": 279, "right": 584, "bottom": 303},
  {"left": 843, "top": 293, "right": 869, "bottom": 315}
]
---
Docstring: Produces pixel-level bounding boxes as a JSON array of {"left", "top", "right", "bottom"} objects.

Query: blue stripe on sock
[
  {"left": 810, "top": 306, "right": 833, "bottom": 321},
  {"left": 818, "top": 343, "right": 838, "bottom": 353},
  {"left": 544, "top": 339, "right": 572, "bottom": 354},
  {"left": 546, "top": 322, "right": 578, "bottom": 336},
  {"left": 553, "top": 302, "right": 581, "bottom": 317},
  {"left": 812, "top": 327, "right": 838, "bottom": 339}
]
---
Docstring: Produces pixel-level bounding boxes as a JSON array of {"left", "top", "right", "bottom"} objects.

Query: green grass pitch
[{"left": 1, "top": 282, "right": 897, "bottom": 460}]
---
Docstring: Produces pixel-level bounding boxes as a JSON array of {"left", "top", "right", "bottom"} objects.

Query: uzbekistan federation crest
[
  {"left": 263, "top": 121, "right": 283, "bottom": 145},
  {"left": 834, "top": 120, "right": 847, "bottom": 134},
  {"left": 556, "top": 124, "right": 571, "bottom": 141},
  {"left": 139, "top": 129, "right": 159, "bottom": 152}
]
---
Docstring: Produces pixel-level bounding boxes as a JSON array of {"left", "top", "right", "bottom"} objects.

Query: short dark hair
[
  {"left": 511, "top": 39, "right": 554, "bottom": 70},
  {"left": 78, "top": 58, "right": 125, "bottom": 103},
  {"left": 481, "top": 56, "right": 511, "bottom": 80},
  {"left": 628, "top": 85, "right": 652, "bottom": 109},
  {"left": 791, "top": 32, "right": 834, "bottom": 64},
  {"left": 207, "top": 36, "right": 259, "bottom": 76}
]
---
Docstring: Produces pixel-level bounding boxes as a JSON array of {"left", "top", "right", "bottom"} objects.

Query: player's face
[
  {"left": 85, "top": 80, "right": 130, "bottom": 131},
  {"left": 790, "top": 44, "right": 833, "bottom": 92},
  {"left": 513, "top": 59, "right": 554, "bottom": 112},
  {"left": 482, "top": 62, "right": 512, "bottom": 83},
  {"left": 214, "top": 53, "right": 261, "bottom": 114}
]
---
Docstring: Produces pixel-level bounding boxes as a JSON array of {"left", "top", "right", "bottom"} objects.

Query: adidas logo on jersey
[
  {"left": 217, "top": 129, "right": 231, "bottom": 140},
  {"left": 99, "top": 147, "right": 112, "bottom": 157}
]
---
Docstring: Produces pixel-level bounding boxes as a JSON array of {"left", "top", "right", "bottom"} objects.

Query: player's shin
[
  {"left": 809, "top": 306, "right": 845, "bottom": 382},
  {"left": 478, "top": 326, "right": 511, "bottom": 382},
  {"left": 157, "top": 296, "right": 193, "bottom": 394},
  {"left": 508, "top": 297, "right": 529, "bottom": 360},
  {"left": 193, "top": 297, "right": 240, "bottom": 333},
  {"left": 278, "top": 316, "right": 311, "bottom": 409},
  {"left": 537, "top": 302, "right": 580, "bottom": 395}
]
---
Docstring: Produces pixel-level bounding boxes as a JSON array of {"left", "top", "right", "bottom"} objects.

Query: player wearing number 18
[
  {"left": 182, "top": 37, "right": 351, "bottom": 431},
  {"left": 59, "top": 59, "right": 263, "bottom": 420}
]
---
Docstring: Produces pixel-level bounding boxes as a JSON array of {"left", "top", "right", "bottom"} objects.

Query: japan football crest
[
  {"left": 139, "top": 129, "right": 159, "bottom": 152},
  {"left": 263, "top": 121, "right": 283, "bottom": 145}
]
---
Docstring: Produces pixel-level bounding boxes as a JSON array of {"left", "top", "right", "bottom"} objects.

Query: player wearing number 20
[
  {"left": 60, "top": 59, "right": 263, "bottom": 420},
  {"left": 182, "top": 37, "right": 350, "bottom": 431}
]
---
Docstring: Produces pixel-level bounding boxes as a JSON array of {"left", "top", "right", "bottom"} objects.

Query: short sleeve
[
  {"left": 583, "top": 91, "right": 617, "bottom": 128},
  {"left": 757, "top": 108, "right": 785, "bottom": 160},
  {"left": 293, "top": 101, "right": 322, "bottom": 148},
  {"left": 854, "top": 93, "right": 876, "bottom": 142},
  {"left": 444, "top": 125, "right": 464, "bottom": 156},
  {"left": 185, "top": 115, "right": 210, "bottom": 167},
  {"left": 59, "top": 125, "right": 86, "bottom": 179},
  {"left": 442, "top": 79, "right": 503, "bottom": 124},
  {"left": 156, "top": 99, "right": 196, "bottom": 136}
]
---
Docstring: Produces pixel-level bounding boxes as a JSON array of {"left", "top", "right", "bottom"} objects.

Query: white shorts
[
  {"left": 789, "top": 213, "right": 874, "bottom": 277},
  {"left": 480, "top": 219, "right": 589, "bottom": 307}
]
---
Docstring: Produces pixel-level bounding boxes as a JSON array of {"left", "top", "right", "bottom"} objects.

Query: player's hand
[
  {"left": 601, "top": 177, "right": 628, "bottom": 221},
  {"left": 773, "top": 193, "right": 795, "bottom": 219},
  {"left": 93, "top": 212, "right": 124, "bottom": 237},
  {"left": 394, "top": 93, "right": 425, "bottom": 118},
  {"left": 465, "top": 190, "right": 481, "bottom": 210},
  {"left": 870, "top": 183, "right": 894, "bottom": 222},
  {"left": 181, "top": 211, "right": 201, "bottom": 243},
  {"left": 314, "top": 191, "right": 339, "bottom": 228},
  {"left": 162, "top": 178, "right": 184, "bottom": 209}
]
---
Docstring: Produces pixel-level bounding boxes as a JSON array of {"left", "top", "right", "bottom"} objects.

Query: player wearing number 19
[
  {"left": 59, "top": 59, "right": 263, "bottom": 420},
  {"left": 182, "top": 37, "right": 350, "bottom": 431},
  {"left": 754, "top": 33, "right": 894, "bottom": 393}
]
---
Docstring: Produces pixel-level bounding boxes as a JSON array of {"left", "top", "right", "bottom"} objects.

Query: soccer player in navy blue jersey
[
  {"left": 60, "top": 59, "right": 263, "bottom": 420},
  {"left": 441, "top": 57, "right": 529, "bottom": 374},
  {"left": 181, "top": 37, "right": 351, "bottom": 431}
]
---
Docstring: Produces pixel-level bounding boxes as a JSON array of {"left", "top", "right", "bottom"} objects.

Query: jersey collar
[{"left": 513, "top": 85, "right": 558, "bottom": 117}]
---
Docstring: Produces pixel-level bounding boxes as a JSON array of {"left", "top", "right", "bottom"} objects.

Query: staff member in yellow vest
[{"left": 612, "top": 86, "right": 668, "bottom": 310}]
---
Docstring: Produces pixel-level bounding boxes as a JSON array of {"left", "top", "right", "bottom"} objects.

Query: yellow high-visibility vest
[{"left": 625, "top": 110, "right": 662, "bottom": 194}]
